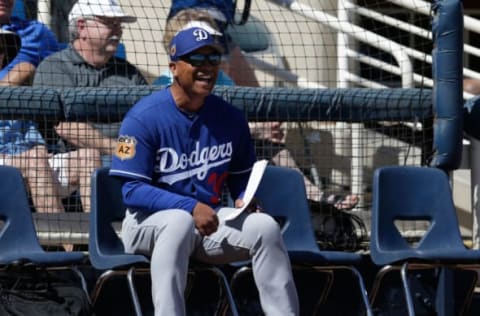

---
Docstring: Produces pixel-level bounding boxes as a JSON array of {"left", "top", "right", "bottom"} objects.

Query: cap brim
[
  {"left": 180, "top": 42, "right": 224, "bottom": 58},
  {"left": 114, "top": 15, "right": 137, "bottom": 23},
  {"left": 69, "top": 13, "right": 137, "bottom": 23},
  {"left": 98, "top": 13, "right": 137, "bottom": 23}
]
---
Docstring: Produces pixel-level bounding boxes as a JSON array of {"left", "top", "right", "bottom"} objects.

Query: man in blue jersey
[
  {"left": 110, "top": 26, "right": 299, "bottom": 316},
  {"left": 158, "top": 4, "right": 359, "bottom": 209}
]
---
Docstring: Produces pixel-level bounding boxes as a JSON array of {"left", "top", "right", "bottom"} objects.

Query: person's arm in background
[
  {"left": 0, "top": 61, "right": 35, "bottom": 85},
  {"left": 221, "top": 45, "right": 259, "bottom": 87},
  {"left": 0, "top": 19, "right": 59, "bottom": 86},
  {"left": 53, "top": 62, "right": 147, "bottom": 154},
  {"left": 54, "top": 122, "right": 116, "bottom": 155}
]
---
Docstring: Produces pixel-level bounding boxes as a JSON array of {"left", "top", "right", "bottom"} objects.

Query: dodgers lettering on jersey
[
  {"left": 110, "top": 88, "right": 256, "bottom": 212},
  {"left": 156, "top": 141, "right": 232, "bottom": 185}
]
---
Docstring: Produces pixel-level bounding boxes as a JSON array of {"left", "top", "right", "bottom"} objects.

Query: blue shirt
[
  {"left": 110, "top": 88, "right": 255, "bottom": 213},
  {"left": 0, "top": 120, "right": 46, "bottom": 155},
  {"left": 0, "top": 17, "right": 60, "bottom": 80}
]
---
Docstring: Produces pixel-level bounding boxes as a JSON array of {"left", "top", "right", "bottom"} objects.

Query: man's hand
[{"left": 192, "top": 202, "right": 219, "bottom": 236}]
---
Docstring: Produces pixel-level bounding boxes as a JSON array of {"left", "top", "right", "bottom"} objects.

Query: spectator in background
[
  {"left": 157, "top": 5, "right": 358, "bottom": 209},
  {"left": 161, "top": 1, "right": 258, "bottom": 87},
  {"left": 110, "top": 25, "right": 299, "bottom": 315},
  {"left": 33, "top": 0, "right": 146, "bottom": 151},
  {"left": 0, "top": 0, "right": 59, "bottom": 86},
  {"left": 464, "top": 78, "right": 480, "bottom": 96},
  {"left": 0, "top": 39, "right": 64, "bottom": 212},
  {"left": 33, "top": 0, "right": 147, "bottom": 168},
  {"left": 0, "top": 2, "right": 87, "bottom": 220}
]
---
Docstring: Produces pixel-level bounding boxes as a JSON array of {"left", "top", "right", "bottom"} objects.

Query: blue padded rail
[
  {"left": 0, "top": 86, "right": 62, "bottom": 118},
  {"left": 430, "top": 0, "right": 464, "bottom": 171},
  {"left": 59, "top": 86, "right": 432, "bottom": 123},
  {"left": 0, "top": 86, "right": 431, "bottom": 124}
]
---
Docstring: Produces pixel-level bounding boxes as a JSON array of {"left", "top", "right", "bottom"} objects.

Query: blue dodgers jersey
[{"left": 110, "top": 88, "right": 255, "bottom": 210}]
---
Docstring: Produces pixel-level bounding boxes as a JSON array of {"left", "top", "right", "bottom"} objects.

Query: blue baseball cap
[{"left": 169, "top": 26, "right": 224, "bottom": 61}]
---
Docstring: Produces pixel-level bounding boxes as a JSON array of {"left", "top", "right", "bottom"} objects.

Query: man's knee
[
  {"left": 24, "top": 145, "right": 49, "bottom": 160},
  {"left": 16, "top": 145, "right": 50, "bottom": 172},
  {"left": 152, "top": 210, "right": 195, "bottom": 239},
  {"left": 244, "top": 213, "right": 282, "bottom": 241},
  {"left": 124, "top": 211, "right": 195, "bottom": 254}
]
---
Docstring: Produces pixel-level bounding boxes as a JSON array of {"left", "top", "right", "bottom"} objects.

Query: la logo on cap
[{"left": 193, "top": 29, "right": 209, "bottom": 42}]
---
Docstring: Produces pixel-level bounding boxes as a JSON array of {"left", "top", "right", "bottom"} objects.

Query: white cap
[
  {"left": 69, "top": 0, "right": 137, "bottom": 23},
  {"left": 179, "top": 21, "right": 222, "bottom": 36}
]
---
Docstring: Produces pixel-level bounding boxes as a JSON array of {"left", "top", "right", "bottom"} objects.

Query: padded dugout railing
[{"left": 0, "top": 86, "right": 434, "bottom": 246}]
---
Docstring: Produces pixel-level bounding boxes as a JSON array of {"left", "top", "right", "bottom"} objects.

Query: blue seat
[
  {"left": 228, "top": 165, "right": 373, "bottom": 315},
  {"left": 89, "top": 167, "right": 239, "bottom": 316},
  {"left": 0, "top": 165, "right": 88, "bottom": 292},
  {"left": 370, "top": 166, "right": 480, "bottom": 315}
]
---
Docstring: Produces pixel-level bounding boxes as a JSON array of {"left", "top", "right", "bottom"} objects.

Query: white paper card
[{"left": 223, "top": 159, "right": 268, "bottom": 221}]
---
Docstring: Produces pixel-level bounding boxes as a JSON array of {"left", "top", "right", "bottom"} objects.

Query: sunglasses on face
[{"left": 180, "top": 53, "right": 222, "bottom": 67}]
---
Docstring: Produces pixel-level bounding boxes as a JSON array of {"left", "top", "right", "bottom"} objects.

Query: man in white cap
[
  {"left": 32, "top": 0, "right": 147, "bottom": 214},
  {"left": 34, "top": 0, "right": 144, "bottom": 87}
]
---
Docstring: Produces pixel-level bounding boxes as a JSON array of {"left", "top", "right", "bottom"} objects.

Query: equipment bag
[
  {"left": 309, "top": 199, "right": 368, "bottom": 251},
  {"left": 0, "top": 268, "right": 91, "bottom": 316}
]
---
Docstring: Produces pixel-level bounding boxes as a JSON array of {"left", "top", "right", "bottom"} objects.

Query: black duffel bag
[{"left": 0, "top": 268, "right": 91, "bottom": 316}]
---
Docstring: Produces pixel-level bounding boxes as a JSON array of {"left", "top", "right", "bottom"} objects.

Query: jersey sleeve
[
  {"left": 110, "top": 115, "right": 156, "bottom": 181},
  {"left": 110, "top": 114, "right": 198, "bottom": 213},
  {"left": 121, "top": 179, "right": 197, "bottom": 214}
]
